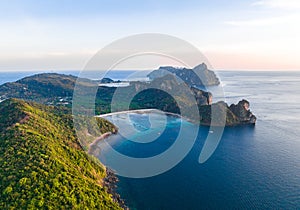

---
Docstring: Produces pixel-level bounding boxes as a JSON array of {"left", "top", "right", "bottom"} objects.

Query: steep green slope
[{"left": 0, "top": 99, "right": 121, "bottom": 209}]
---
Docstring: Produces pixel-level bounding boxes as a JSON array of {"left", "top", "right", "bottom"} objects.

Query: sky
[{"left": 0, "top": 0, "right": 300, "bottom": 71}]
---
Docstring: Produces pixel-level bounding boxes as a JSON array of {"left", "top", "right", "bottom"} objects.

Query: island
[
  {"left": 147, "top": 63, "right": 220, "bottom": 86},
  {"left": 0, "top": 64, "right": 256, "bottom": 126}
]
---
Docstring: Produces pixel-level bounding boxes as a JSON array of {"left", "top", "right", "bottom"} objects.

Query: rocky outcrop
[
  {"left": 229, "top": 99, "right": 257, "bottom": 124},
  {"left": 198, "top": 100, "right": 256, "bottom": 126},
  {"left": 147, "top": 63, "right": 220, "bottom": 86}
]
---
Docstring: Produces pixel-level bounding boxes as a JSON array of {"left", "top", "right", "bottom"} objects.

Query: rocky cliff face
[
  {"left": 147, "top": 63, "right": 220, "bottom": 86},
  {"left": 190, "top": 87, "right": 213, "bottom": 105},
  {"left": 198, "top": 100, "right": 256, "bottom": 126},
  {"left": 229, "top": 99, "right": 257, "bottom": 124}
]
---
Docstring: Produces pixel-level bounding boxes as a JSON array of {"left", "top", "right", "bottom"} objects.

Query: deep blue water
[
  {"left": 1, "top": 70, "right": 300, "bottom": 209},
  {"left": 98, "top": 71, "right": 300, "bottom": 209}
]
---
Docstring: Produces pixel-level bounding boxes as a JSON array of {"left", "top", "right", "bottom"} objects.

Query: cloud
[
  {"left": 253, "top": 0, "right": 300, "bottom": 9},
  {"left": 225, "top": 14, "right": 300, "bottom": 26},
  {"left": 225, "top": 1, "right": 300, "bottom": 27}
]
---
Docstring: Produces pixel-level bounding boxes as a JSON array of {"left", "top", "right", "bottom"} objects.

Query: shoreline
[
  {"left": 96, "top": 109, "right": 157, "bottom": 118},
  {"left": 89, "top": 109, "right": 185, "bottom": 210},
  {"left": 97, "top": 108, "right": 201, "bottom": 124},
  {"left": 96, "top": 108, "right": 256, "bottom": 127},
  {"left": 96, "top": 108, "right": 182, "bottom": 118},
  {"left": 88, "top": 133, "right": 129, "bottom": 209},
  {"left": 103, "top": 168, "right": 129, "bottom": 210}
]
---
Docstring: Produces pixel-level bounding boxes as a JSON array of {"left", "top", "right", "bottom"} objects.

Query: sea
[{"left": 1, "top": 70, "right": 300, "bottom": 209}]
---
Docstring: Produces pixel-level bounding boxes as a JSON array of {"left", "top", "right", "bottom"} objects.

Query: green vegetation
[
  {"left": 0, "top": 99, "right": 121, "bottom": 209},
  {"left": 0, "top": 73, "right": 76, "bottom": 103}
]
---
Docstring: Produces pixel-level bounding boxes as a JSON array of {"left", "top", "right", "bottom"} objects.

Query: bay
[{"left": 98, "top": 71, "right": 300, "bottom": 209}]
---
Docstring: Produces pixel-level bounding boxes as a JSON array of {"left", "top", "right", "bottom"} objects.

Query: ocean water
[{"left": 98, "top": 71, "right": 300, "bottom": 209}]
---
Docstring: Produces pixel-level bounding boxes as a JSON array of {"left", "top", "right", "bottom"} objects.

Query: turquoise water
[{"left": 98, "top": 71, "right": 300, "bottom": 209}]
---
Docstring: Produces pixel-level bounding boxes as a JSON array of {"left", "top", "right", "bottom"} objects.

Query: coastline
[
  {"left": 88, "top": 133, "right": 129, "bottom": 209},
  {"left": 89, "top": 108, "right": 255, "bottom": 209},
  {"left": 96, "top": 108, "right": 162, "bottom": 117},
  {"left": 97, "top": 108, "right": 202, "bottom": 124},
  {"left": 104, "top": 168, "right": 129, "bottom": 210},
  {"left": 90, "top": 109, "right": 185, "bottom": 210},
  {"left": 96, "top": 108, "right": 182, "bottom": 118}
]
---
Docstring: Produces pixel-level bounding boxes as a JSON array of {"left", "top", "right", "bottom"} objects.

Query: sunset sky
[{"left": 0, "top": 0, "right": 300, "bottom": 71}]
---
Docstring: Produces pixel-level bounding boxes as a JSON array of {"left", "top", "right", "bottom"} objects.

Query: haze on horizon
[{"left": 0, "top": 0, "right": 300, "bottom": 71}]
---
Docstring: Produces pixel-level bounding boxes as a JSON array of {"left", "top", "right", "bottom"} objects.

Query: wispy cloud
[
  {"left": 225, "top": 1, "right": 300, "bottom": 27},
  {"left": 252, "top": 0, "right": 300, "bottom": 9},
  {"left": 225, "top": 14, "right": 300, "bottom": 26}
]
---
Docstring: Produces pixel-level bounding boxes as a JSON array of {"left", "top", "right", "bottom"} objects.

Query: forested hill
[
  {"left": 0, "top": 99, "right": 121, "bottom": 209},
  {"left": 0, "top": 73, "right": 84, "bottom": 103}
]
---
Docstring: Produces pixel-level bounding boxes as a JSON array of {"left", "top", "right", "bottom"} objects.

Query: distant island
[{"left": 147, "top": 63, "right": 220, "bottom": 86}]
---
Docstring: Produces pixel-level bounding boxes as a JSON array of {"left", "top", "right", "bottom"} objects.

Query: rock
[
  {"left": 191, "top": 87, "right": 213, "bottom": 105},
  {"left": 104, "top": 167, "right": 129, "bottom": 209},
  {"left": 229, "top": 99, "right": 256, "bottom": 125}
]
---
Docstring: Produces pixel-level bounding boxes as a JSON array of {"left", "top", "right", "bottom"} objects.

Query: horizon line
[{"left": 1, "top": 68, "right": 300, "bottom": 72}]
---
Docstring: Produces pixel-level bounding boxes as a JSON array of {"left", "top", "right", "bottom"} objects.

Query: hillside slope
[
  {"left": 0, "top": 73, "right": 75, "bottom": 101},
  {"left": 0, "top": 99, "right": 121, "bottom": 209}
]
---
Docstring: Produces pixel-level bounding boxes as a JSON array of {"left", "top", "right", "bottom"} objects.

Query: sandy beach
[{"left": 96, "top": 108, "right": 182, "bottom": 118}]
